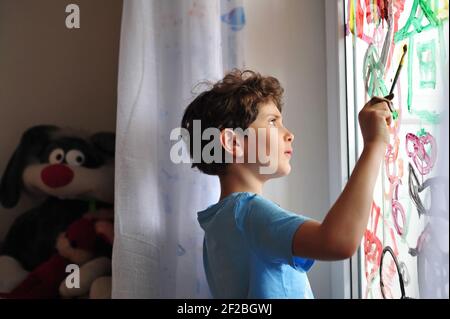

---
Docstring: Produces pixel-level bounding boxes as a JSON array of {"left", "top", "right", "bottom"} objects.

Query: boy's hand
[{"left": 358, "top": 94, "right": 394, "bottom": 148}]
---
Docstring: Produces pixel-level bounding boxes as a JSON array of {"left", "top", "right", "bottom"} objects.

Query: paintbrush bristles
[{"left": 400, "top": 45, "right": 407, "bottom": 66}]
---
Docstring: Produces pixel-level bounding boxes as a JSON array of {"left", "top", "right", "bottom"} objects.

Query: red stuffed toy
[{"left": 0, "top": 218, "right": 99, "bottom": 299}]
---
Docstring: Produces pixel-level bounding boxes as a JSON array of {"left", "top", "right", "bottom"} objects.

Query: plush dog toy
[{"left": 0, "top": 125, "right": 115, "bottom": 295}]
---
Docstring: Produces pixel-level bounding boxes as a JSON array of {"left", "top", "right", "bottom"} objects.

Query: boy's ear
[
  {"left": 220, "top": 129, "right": 244, "bottom": 158},
  {"left": 0, "top": 125, "right": 59, "bottom": 208},
  {"left": 90, "top": 132, "right": 116, "bottom": 158}
]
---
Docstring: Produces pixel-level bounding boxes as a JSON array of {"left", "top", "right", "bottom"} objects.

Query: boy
[{"left": 181, "top": 69, "right": 393, "bottom": 298}]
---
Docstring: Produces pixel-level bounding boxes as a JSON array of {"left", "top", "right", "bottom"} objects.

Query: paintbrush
[
  {"left": 385, "top": 45, "right": 408, "bottom": 119},
  {"left": 389, "top": 45, "right": 408, "bottom": 96}
]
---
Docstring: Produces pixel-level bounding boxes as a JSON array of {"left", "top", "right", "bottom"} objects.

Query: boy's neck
[{"left": 218, "top": 166, "right": 264, "bottom": 201}]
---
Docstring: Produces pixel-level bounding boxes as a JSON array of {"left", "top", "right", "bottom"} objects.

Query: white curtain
[{"left": 113, "top": 0, "right": 246, "bottom": 298}]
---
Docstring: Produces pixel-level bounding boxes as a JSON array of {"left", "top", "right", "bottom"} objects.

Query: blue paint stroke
[
  {"left": 221, "top": 7, "right": 246, "bottom": 31},
  {"left": 177, "top": 244, "right": 186, "bottom": 256}
]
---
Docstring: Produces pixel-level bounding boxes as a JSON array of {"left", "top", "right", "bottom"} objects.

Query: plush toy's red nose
[{"left": 41, "top": 164, "right": 74, "bottom": 188}]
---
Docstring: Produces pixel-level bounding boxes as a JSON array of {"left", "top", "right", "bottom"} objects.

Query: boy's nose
[{"left": 285, "top": 130, "right": 294, "bottom": 142}]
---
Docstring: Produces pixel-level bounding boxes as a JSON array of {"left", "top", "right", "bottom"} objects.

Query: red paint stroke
[
  {"left": 385, "top": 135, "right": 401, "bottom": 184},
  {"left": 364, "top": 201, "right": 383, "bottom": 280},
  {"left": 385, "top": 0, "right": 407, "bottom": 71},
  {"left": 348, "top": 0, "right": 373, "bottom": 43},
  {"left": 390, "top": 225, "right": 400, "bottom": 255},
  {"left": 406, "top": 132, "right": 437, "bottom": 175},
  {"left": 348, "top": 0, "right": 406, "bottom": 50},
  {"left": 385, "top": 105, "right": 403, "bottom": 200}
]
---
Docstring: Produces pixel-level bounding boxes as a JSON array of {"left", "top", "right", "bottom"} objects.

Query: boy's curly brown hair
[{"left": 181, "top": 69, "right": 284, "bottom": 176}]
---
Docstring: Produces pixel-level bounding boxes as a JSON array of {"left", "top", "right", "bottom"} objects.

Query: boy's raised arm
[{"left": 292, "top": 95, "right": 393, "bottom": 261}]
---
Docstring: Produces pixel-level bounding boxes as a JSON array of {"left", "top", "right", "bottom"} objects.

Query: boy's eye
[{"left": 269, "top": 118, "right": 277, "bottom": 126}]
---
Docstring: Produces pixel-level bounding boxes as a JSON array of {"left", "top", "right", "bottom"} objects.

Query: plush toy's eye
[
  {"left": 66, "top": 149, "right": 86, "bottom": 166},
  {"left": 70, "top": 240, "right": 78, "bottom": 248},
  {"left": 49, "top": 148, "right": 65, "bottom": 164}
]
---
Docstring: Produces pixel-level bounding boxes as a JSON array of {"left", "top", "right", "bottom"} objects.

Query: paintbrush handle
[
  {"left": 389, "top": 45, "right": 408, "bottom": 96},
  {"left": 389, "top": 64, "right": 403, "bottom": 96}
]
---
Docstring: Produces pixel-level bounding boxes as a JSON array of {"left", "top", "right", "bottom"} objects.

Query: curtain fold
[{"left": 113, "top": 0, "right": 245, "bottom": 298}]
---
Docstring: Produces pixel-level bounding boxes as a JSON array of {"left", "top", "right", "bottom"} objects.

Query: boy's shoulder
[
  {"left": 234, "top": 192, "right": 282, "bottom": 210},
  {"left": 233, "top": 192, "right": 290, "bottom": 224},
  {"left": 198, "top": 192, "right": 286, "bottom": 226}
]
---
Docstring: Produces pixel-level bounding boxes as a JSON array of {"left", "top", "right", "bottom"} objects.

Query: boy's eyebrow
[{"left": 264, "top": 113, "right": 282, "bottom": 119}]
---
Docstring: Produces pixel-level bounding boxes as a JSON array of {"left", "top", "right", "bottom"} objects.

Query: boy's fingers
[
  {"left": 368, "top": 96, "right": 394, "bottom": 107},
  {"left": 377, "top": 110, "right": 392, "bottom": 126},
  {"left": 385, "top": 112, "right": 392, "bottom": 126},
  {"left": 384, "top": 93, "right": 394, "bottom": 100},
  {"left": 368, "top": 96, "right": 394, "bottom": 113}
]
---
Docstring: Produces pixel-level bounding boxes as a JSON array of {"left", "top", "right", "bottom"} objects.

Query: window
[{"left": 344, "top": 0, "right": 449, "bottom": 299}]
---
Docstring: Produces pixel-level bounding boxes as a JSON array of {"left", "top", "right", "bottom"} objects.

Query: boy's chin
[
  {"left": 258, "top": 164, "right": 291, "bottom": 179},
  {"left": 278, "top": 165, "right": 291, "bottom": 177}
]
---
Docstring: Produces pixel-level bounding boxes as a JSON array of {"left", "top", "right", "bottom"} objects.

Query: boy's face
[{"left": 244, "top": 100, "right": 294, "bottom": 179}]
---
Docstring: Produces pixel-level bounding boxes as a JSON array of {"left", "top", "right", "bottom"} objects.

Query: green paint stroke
[
  {"left": 413, "top": 109, "right": 441, "bottom": 124},
  {"left": 363, "top": 45, "right": 389, "bottom": 98},
  {"left": 417, "top": 127, "right": 427, "bottom": 136},
  {"left": 417, "top": 40, "right": 437, "bottom": 89},
  {"left": 398, "top": 0, "right": 444, "bottom": 112},
  {"left": 408, "top": 37, "right": 414, "bottom": 112},
  {"left": 394, "top": 0, "right": 446, "bottom": 43},
  {"left": 392, "top": 110, "right": 399, "bottom": 120}
]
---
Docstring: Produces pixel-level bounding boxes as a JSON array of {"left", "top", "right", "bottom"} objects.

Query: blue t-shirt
[{"left": 197, "top": 192, "right": 315, "bottom": 299}]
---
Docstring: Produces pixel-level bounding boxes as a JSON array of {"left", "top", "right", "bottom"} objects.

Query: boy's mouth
[{"left": 284, "top": 149, "right": 293, "bottom": 156}]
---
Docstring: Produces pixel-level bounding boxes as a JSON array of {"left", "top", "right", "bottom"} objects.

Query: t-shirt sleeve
[{"left": 234, "top": 193, "right": 315, "bottom": 272}]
